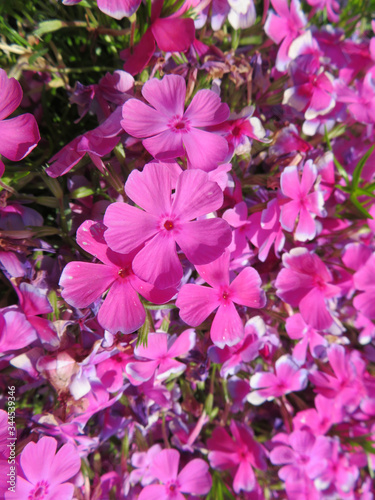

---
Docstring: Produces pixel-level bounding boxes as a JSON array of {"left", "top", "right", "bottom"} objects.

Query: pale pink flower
[
  {"left": 176, "top": 250, "right": 266, "bottom": 348},
  {"left": 208, "top": 421, "right": 267, "bottom": 494},
  {"left": 104, "top": 163, "right": 232, "bottom": 289},
  {"left": 5, "top": 436, "right": 81, "bottom": 500},
  {"left": 59, "top": 220, "right": 176, "bottom": 334},
  {"left": 63, "top": 0, "right": 141, "bottom": 20},
  {"left": 0, "top": 69, "right": 40, "bottom": 176},
  {"left": 275, "top": 248, "right": 341, "bottom": 330},
  {"left": 264, "top": 0, "right": 307, "bottom": 71},
  {"left": 121, "top": 74, "right": 230, "bottom": 170},
  {"left": 248, "top": 354, "right": 308, "bottom": 405},
  {"left": 126, "top": 329, "right": 196, "bottom": 384},
  {"left": 138, "top": 448, "right": 212, "bottom": 500},
  {"left": 129, "top": 444, "right": 162, "bottom": 487}
]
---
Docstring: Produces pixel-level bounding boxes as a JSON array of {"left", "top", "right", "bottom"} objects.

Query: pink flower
[
  {"left": 285, "top": 313, "right": 327, "bottom": 363},
  {"left": 247, "top": 198, "right": 285, "bottom": 262},
  {"left": 293, "top": 394, "right": 341, "bottom": 435},
  {"left": 222, "top": 201, "right": 252, "bottom": 259},
  {"left": 59, "top": 220, "right": 176, "bottom": 334},
  {"left": 208, "top": 421, "right": 267, "bottom": 494},
  {"left": 126, "top": 329, "right": 196, "bottom": 384},
  {"left": 104, "top": 163, "right": 232, "bottom": 289},
  {"left": 275, "top": 248, "right": 341, "bottom": 330},
  {"left": 353, "top": 253, "right": 375, "bottom": 320},
  {"left": 47, "top": 107, "right": 122, "bottom": 177},
  {"left": 176, "top": 250, "right": 266, "bottom": 348},
  {"left": 306, "top": 0, "right": 340, "bottom": 23},
  {"left": 121, "top": 74, "right": 230, "bottom": 170},
  {"left": 129, "top": 444, "right": 162, "bottom": 486},
  {"left": 63, "top": 0, "right": 141, "bottom": 20},
  {"left": 264, "top": 0, "right": 306, "bottom": 71},
  {"left": 283, "top": 60, "right": 336, "bottom": 121},
  {"left": 138, "top": 448, "right": 212, "bottom": 500},
  {"left": 0, "top": 69, "right": 40, "bottom": 176},
  {"left": 0, "top": 307, "right": 37, "bottom": 353},
  {"left": 122, "top": 1, "right": 195, "bottom": 75},
  {"left": 5, "top": 436, "right": 81, "bottom": 500},
  {"left": 248, "top": 354, "right": 308, "bottom": 405}
]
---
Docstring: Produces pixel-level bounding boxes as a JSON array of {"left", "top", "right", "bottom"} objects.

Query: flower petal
[
  {"left": 178, "top": 459, "right": 212, "bottom": 495},
  {"left": 229, "top": 267, "right": 266, "bottom": 308},
  {"left": 121, "top": 98, "right": 167, "bottom": 138},
  {"left": 150, "top": 449, "right": 180, "bottom": 483},
  {"left": 142, "top": 74, "right": 186, "bottom": 117},
  {"left": 183, "top": 128, "right": 229, "bottom": 171},
  {"left": 49, "top": 443, "right": 81, "bottom": 486},
  {"left": 0, "top": 69, "right": 22, "bottom": 120},
  {"left": 184, "top": 89, "right": 230, "bottom": 127},
  {"left": 177, "top": 284, "right": 219, "bottom": 326},
  {"left": 0, "top": 114, "right": 40, "bottom": 161},
  {"left": 175, "top": 219, "right": 232, "bottom": 265},
  {"left": 195, "top": 250, "right": 230, "bottom": 288},
  {"left": 211, "top": 303, "right": 243, "bottom": 348},
  {"left": 152, "top": 18, "right": 195, "bottom": 53}
]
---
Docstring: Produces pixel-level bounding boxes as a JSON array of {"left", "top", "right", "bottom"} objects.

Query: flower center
[
  {"left": 164, "top": 220, "right": 174, "bottom": 231},
  {"left": 29, "top": 481, "right": 49, "bottom": 500},
  {"left": 118, "top": 266, "right": 131, "bottom": 279},
  {"left": 168, "top": 115, "right": 190, "bottom": 134}
]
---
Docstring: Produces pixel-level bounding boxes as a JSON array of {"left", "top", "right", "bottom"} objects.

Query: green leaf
[
  {"left": 349, "top": 194, "right": 373, "bottom": 219},
  {"left": 352, "top": 145, "right": 375, "bottom": 190},
  {"left": 34, "top": 20, "right": 65, "bottom": 37},
  {"left": 70, "top": 186, "right": 95, "bottom": 199}
]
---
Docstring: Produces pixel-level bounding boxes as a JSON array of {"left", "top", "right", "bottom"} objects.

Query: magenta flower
[
  {"left": 248, "top": 354, "right": 308, "bottom": 405},
  {"left": 122, "top": 1, "right": 195, "bottom": 76},
  {"left": 0, "top": 69, "right": 40, "bottom": 176},
  {"left": 5, "top": 436, "right": 81, "bottom": 500},
  {"left": 138, "top": 448, "right": 212, "bottom": 500},
  {"left": 59, "top": 220, "right": 176, "bottom": 334},
  {"left": 126, "top": 329, "right": 196, "bottom": 384},
  {"left": 121, "top": 74, "right": 230, "bottom": 170},
  {"left": 264, "top": 0, "right": 306, "bottom": 71},
  {"left": 104, "top": 163, "right": 232, "bottom": 289},
  {"left": 353, "top": 253, "right": 375, "bottom": 320},
  {"left": 129, "top": 444, "right": 162, "bottom": 487},
  {"left": 176, "top": 250, "right": 266, "bottom": 348},
  {"left": 208, "top": 421, "right": 267, "bottom": 494},
  {"left": 275, "top": 248, "right": 341, "bottom": 330}
]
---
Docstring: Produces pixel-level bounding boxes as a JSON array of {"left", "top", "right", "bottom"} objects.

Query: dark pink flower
[
  {"left": 104, "top": 163, "right": 232, "bottom": 289},
  {"left": 138, "top": 448, "right": 212, "bottom": 500},
  {"left": 248, "top": 354, "right": 308, "bottom": 405},
  {"left": 275, "top": 248, "right": 341, "bottom": 330},
  {"left": 0, "top": 69, "right": 40, "bottom": 176},
  {"left": 5, "top": 436, "right": 81, "bottom": 500},
  {"left": 0, "top": 307, "right": 37, "bottom": 353},
  {"left": 121, "top": 74, "right": 230, "bottom": 170},
  {"left": 122, "top": 0, "right": 195, "bottom": 75},
  {"left": 59, "top": 220, "right": 176, "bottom": 334},
  {"left": 208, "top": 421, "right": 267, "bottom": 494},
  {"left": 176, "top": 250, "right": 266, "bottom": 348}
]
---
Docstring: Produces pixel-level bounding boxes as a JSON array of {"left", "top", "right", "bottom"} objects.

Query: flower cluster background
[{"left": 0, "top": 0, "right": 375, "bottom": 498}]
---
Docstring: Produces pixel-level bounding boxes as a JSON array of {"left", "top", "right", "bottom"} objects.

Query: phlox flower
[
  {"left": 285, "top": 313, "right": 328, "bottom": 363},
  {"left": 306, "top": 0, "right": 340, "bottom": 23},
  {"left": 138, "top": 448, "right": 212, "bottom": 500},
  {"left": 122, "top": 0, "right": 195, "bottom": 75},
  {"left": 353, "top": 253, "right": 375, "bottom": 320},
  {"left": 222, "top": 201, "right": 252, "bottom": 259},
  {"left": 208, "top": 421, "right": 267, "bottom": 494},
  {"left": 293, "top": 394, "right": 342, "bottom": 436},
  {"left": 0, "top": 69, "right": 40, "bottom": 176},
  {"left": 275, "top": 247, "right": 341, "bottom": 330},
  {"left": 208, "top": 316, "right": 267, "bottom": 377},
  {"left": 335, "top": 71, "right": 375, "bottom": 125},
  {"left": 126, "top": 329, "right": 196, "bottom": 384},
  {"left": 0, "top": 306, "right": 37, "bottom": 353},
  {"left": 309, "top": 344, "right": 367, "bottom": 416},
  {"left": 129, "top": 444, "right": 162, "bottom": 487},
  {"left": 121, "top": 74, "right": 230, "bottom": 170},
  {"left": 247, "top": 198, "right": 285, "bottom": 262},
  {"left": 63, "top": 0, "right": 141, "bottom": 20},
  {"left": 59, "top": 220, "right": 176, "bottom": 334},
  {"left": 248, "top": 354, "right": 308, "bottom": 405},
  {"left": 264, "top": 0, "right": 307, "bottom": 71},
  {"left": 5, "top": 436, "right": 81, "bottom": 500},
  {"left": 104, "top": 162, "right": 232, "bottom": 289},
  {"left": 176, "top": 250, "right": 266, "bottom": 348}
]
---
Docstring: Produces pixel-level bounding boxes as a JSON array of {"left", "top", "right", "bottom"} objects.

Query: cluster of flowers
[{"left": 1, "top": 0, "right": 375, "bottom": 498}]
